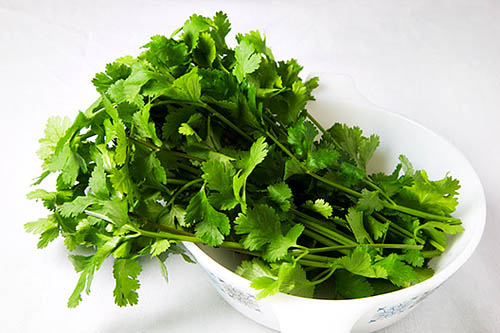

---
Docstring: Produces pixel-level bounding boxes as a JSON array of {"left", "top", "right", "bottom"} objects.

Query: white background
[{"left": 2, "top": 0, "right": 499, "bottom": 332}]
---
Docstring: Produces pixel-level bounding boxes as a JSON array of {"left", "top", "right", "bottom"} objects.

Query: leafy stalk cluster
[{"left": 26, "top": 12, "right": 463, "bottom": 306}]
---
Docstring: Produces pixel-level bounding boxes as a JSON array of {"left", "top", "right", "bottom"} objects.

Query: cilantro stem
[
  {"left": 165, "top": 178, "right": 204, "bottom": 207},
  {"left": 292, "top": 209, "right": 357, "bottom": 246},
  {"left": 309, "top": 267, "right": 337, "bottom": 285},
  {"left": 383, "top": 202, "right": 461, "bottom": 223},
  {"left": 373, "top": 212, "right": 425, "bottom": 244},
  {"left": 302, "top": 229, "right": 350, "bottom": 254},
  {"left": 129, "top": 136, "right": 205, "bottom": 162},
  {"left": 305, "top": 111, "right": 341, "bottom": 149},
  {"left": 302, "top": 243, "right": 424, "bottom": 253},
  {"left": 296, "top": 259, "right": 331, "bottom": 268},
  {"left": 153, "top": 100, "right": 253, "bottom": 141},
  {"left": 422, "top": 250, "right": 443, "bottom": 258}
]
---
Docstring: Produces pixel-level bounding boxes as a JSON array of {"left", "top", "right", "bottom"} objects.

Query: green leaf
[
  {"left": 150, "top": 239, "right": 171, "bottom": 257},
  {"left": 107, "top": 62, "right": 152, "bottom": 107},
  {"left": 365, "top": 215, "right": 389, "bottom": 241},
  {"left": 37, "top": 226, "right": 60, "bottom": 248},
  {"left": 233, "top": 40, "right": 262, "bottom": 83},
  {"left": 193, "top": 32, "right": 216, "bottom": 67},
  {"left": 37, "top": 116, "right": 72, "bottom": 164},
  {"left": 357, "top": 189, "right": 384, "bottom": 214},
  {"left": 306, "top": 148, "right": 339, "bottom": 171},
  {"left": 99, "top": 198, "right": 130, "bottom": 227},
  {"left": 92, "top": 62, "right": 131, "bottom": 93},
  {"left": 335, "top": 269, "right": 374, "bottom": 299},
  {"left": 24, "top": 215, "right": 58, "bottom": 234},
  {"left": 346, "top": 208, "right": 372, "bottom": 244},
  {"left": 113, "top": 258, "right": 142, "bottom": 306},
  {"left": 337, "top": 247, "right": 387, "bottom": 278},
  {"left": 132, "top": 105, "right": 163, "bottom": 146},
  {"left": 184, "top": 187, "right": 230, "bottom": 246},
  {"left": 398, "top": 170, "right": 461, "bottom": 216},
  {"left": 236, "top": 259, "right": 274, "bottom": 281},
  {"left": 374, "top": 254, "right": 418, "bottom": 288},
  {"left": 164, "top": 69, "right": 202, "bottom": 102},
  {"left": 402, "top": 239, "right": 425, "bottom": 267},
  {"left": 48, "top": 145, "right": 81, "bottom": 188},
  {"left": 267, "top": 182, "right": 293, "bottom": 212},
  {"left": 399, "top": 154, "right": 415, "bottom": 175},
  {"left": 182, "top": 14, "right": 211, "bottom": 50},
  {"left": 202, "top": 159, "right": 238, "bottom": 210},
  {"left": 263, "top": 224, "right": 304, "bottom": 262},
  {"left": 161, "top": 106, "right": 195, "bottom": 141},
  {"left": 234, "top": 204, "right": 281, "bottom": 251},
  {"left": 233, "top": 137, "right": 269, "bottom": 212},
  {"left": 158, "top": 204, "right": 187, "bottom": 227},
  {"left": 303, "top": 199, "right": 332, "bottom": 218},
  {"left": 328, "top": 123, "right": 380, "bottom": 170},
  {"left": 339, "top": 162, "right": 365, "bottom": 186},
  {"left": 211, "top": 11, "right": 231, "bottom": 52},
  {"left": 60, "top": 196, "right": 99, "bottom": 218},
  {"left": 236, "top": 30, "right": 274, "bottom": 60},
  {"left": 89, "top": 163, "right": 109, "bottom": 198},
  {"left": 142, "top": 35, "right": 188, "bottom": 69},
  {"left": 284, "top": 158, "right": 304, "bottom": 180},
  {"left": 287, "top": 119, "right": 317, "bottom": 158},
  {"left": 146, "top": 152, "right": 167, "bottom": 184},
  {"left": 275, "top": 262, "right": 314, "bottom": 298}
]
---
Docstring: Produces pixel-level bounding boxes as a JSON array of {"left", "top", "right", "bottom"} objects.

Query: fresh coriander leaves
[{"left": 27, "top": 11, "right": 462, "bottom": 308}]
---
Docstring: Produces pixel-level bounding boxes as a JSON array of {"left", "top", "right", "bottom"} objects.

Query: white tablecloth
[{"left": 2, "top": 1, "right": 499, "bottom": 332}]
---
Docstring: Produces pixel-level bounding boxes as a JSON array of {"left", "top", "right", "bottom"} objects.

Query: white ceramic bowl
[{"left": 183, "top": 73, "right": 486, "bottom": 333}]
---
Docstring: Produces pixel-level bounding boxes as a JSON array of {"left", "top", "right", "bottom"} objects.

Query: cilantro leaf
[
  {"left": 113, "top": 258, "right": 142, "bottom": 307},
  {"left": 182, "top": 14, "right": 211, "bottom": 50},
  {"left": 328, "top": 123, "right": 380, "bottom": 170},
  {"left": 374, "top": 254, "right": 418, "bottom": 287},
  {"left": 193, "top": 32, "right": 216, "bottom": 68},
  {"left": 164, "top": 69, "right": 202, "bottom": 102},
  {"left": 303, "top": 199, "right": 333, "bottom": 218},
  {"left": 233, "top": 40, "right": 262, "bottom": 83},
  {"left": 337, "top": 247, "right": 387, "bottom": 278},
  {"left": 397, "top": 170, "right": 460, "bottom": 216},
  {"left": 202, "top": 159, "right": 238, "bottom": 210},
  {"left": 234, "top": 204, "right": 281, "bottom": 251},
  {"left": 335, "top": 269, "right": 374, "bottom": 299},
  {"left": 346, "top": 208, "right": 373, "bottom": 244},
  {"left": 263, "top": 224, "right": 304, "bottom": 262},
  {"left": 185, "top": 187, "right": 230, "bottom": 246},
  {"left": 37, "top": 116, "right": 72, "bottom": 165},
  {"left": 267, "top": 182, "right": 293, "bottom": 212},
  {"left": 233, "top": 137, "right": 269, "bottom": 212},
  {"left": 357, "top": 189, "right": 384, "bottom": 214},
  {"left": 132, "top": 105, "right": 163, "bottom": 146}
]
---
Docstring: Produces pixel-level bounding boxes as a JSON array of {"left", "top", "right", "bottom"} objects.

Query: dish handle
[{"left": 267, "top": 294, "right": 373, "bottom": 333}]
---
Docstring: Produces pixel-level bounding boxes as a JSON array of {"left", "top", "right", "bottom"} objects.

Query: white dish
[{"left": 183, "top": 73, "right": 486, "bottom": 333}]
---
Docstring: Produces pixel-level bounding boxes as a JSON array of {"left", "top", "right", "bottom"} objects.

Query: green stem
[
  {"left": 383, "top": 202, "right": 461, "bottom": 223},
  {"left": 153, "top": 100, "right": 253, "bottom": 142},
  {"left": 373, "top": 212, "right": 425, "bottom": 245},
  {"left": 422, "top": 250, "right": 443, "bottom": 258},
  {"left": 309, "top": 267, "right": 337, "bottom": 285},
  {"left": 129, "top": 136, "right": 205, "bottom": 162},
  {"left": 293, "top": 209, "right": 357, "bottom": 246},
  {"left": 303, "top": 243, "right": 423, "bottom": 253},
  {"left": 165, "top": 178, "right": 204, "bottom": 207}
]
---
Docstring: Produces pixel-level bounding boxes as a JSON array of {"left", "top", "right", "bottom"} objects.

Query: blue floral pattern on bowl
[
  {"left": 369, "top": 286, "right": 439, "bottom": 324},
  {"left": 207, "top": 272, "right": 262, "bottom": 313}
]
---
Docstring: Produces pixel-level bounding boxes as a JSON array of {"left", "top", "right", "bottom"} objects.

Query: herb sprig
[{"left": 26, "top": 12, "right": 462, "bottom": 306}]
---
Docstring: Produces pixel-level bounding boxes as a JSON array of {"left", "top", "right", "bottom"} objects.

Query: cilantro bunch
[{"left": 26, "top": 12, "right": 463, "bottom": 307}]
